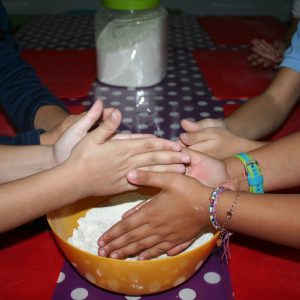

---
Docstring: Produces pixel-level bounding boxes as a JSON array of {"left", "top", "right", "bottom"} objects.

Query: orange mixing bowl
[{"left": 47, "top": 190, "right": 219, "bottom": 295}]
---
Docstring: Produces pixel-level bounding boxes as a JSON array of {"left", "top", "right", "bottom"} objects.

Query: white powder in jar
[
  {"left": 68, "top": 192, "right": 213, "bottom": 260},
  {"left": 95, "top": 11, "right": 167, "bottom": 87}
]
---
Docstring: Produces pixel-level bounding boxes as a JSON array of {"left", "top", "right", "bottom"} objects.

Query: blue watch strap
[{"left": 234, "top": 153, "right": 264, "bottom": 194}]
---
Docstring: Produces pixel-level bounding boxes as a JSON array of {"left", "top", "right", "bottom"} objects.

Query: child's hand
[{"left": 97, "top": 171, "right": 212, "bottom": 260}]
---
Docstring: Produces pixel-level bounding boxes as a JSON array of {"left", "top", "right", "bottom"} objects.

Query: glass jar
[{"left": 95, "top": 0, "right": 168, "bottom": 88}]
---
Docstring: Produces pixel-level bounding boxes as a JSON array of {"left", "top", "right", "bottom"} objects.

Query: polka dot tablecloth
[
  {"left": 53, "top": 250, "right": 233, "bottom": 300},
  {"left": 14, "top": 13, "right": 245, "bottom": 300}
]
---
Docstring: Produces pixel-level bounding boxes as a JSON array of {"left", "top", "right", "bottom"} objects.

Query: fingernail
[
  {"left": 172, "top": 144, "right": 181, "bottom": 151},
  {"left": 99, "top": 249, "right": 106, "bottom": 257},
  {"left": 138, "top": 255, "right": 145, "bottom": 261},
  {"left": 110, "top": 110, "right": 118, "bottom": 121},
  {"left": 181, "top": 154, "right": 190, "bottom": 163},
  {"left": 110, "top": 252, "right": 118, "bottom": 259},
  {"left": 180, "top": 133, "right": 188, "bottom": 141},
  {"left": 98, "top": 240, "right": 105, "bottom": 247},
  {"left": 176, "top": 165, "right": 186, "bottom": 173},
  {"left": 127, "top": 170, "right": 138, "bottom": 181}
]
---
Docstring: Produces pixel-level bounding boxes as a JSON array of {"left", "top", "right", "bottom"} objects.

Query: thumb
[
  {"left": 126, "top": 170, "right": 168, "bottom": 189},
  {"left": 90, "top": 108, "right": 122, "bottom": 143},
  {"left": 180, "top": 119, "right": 200, "bottom": 133},
  {"left": 66, "top": 100, "right": 103, "bottom": 137}
]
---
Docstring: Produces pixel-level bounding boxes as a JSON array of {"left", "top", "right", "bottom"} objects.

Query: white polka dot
[
  {"left": 126, "top": 96, "right": 135, "bottom": 101},
  {"left": 57, "top": 272, "right": 65, "bottom": 283},
  {"left": 170, "top": 123, "right": 180, "bottom": 129},
  {"left": 138, "top": 124, "right": 148, "bottom": 129},
  {"left": 112, "top": 91, "right": 122, "bottom": 96},
  {"left": 154, "top": 117, "right": 164, "bottom": 123},
  {"left": 125, "top": 296, "right": 142, "bottom": 300},
  {"left": 203, "top": 272, "right": 221, "bottom": 284},
  {"left": 167, "top": 73, "right": 176, "bottom": 78},
  {"left": 178, "top": 288, "right": 197, "bottom": 300},
  {"left": 180, "top": 78, "right": 189, "bottom": 82},
  {"left": 154, "top": 86, "right": 163, "bottom": 91},
  {"left": 184, "top": 106, "right": 194, "bottom": 112},
  {"left": 197, "top": 101, "right": 207, "bottom": 106},
  {"left": 196, "top": 91, "right": 205, "bottom": 96},
  {"left": 192, "top": 74, "right": 201, "bottom": 78},
  {"left": 183, "top": 96, "right": 192, "bottom": 101},
  {"left": 211, "top": 96, "right": 219, "bottom": 101},
  {"left": 181, "top": 86, "right": 191, "bottom": 91},
  {"left": 169, "top": 111, "right": 179, "bottom": 117},
  {"left": 127, "top": 87, "right": 136, "bottom": 91},
  {"left": 111, "top": 101, "right": 120, "bottom": 106},
  {"left": 213, "top": 106, "right": 223, "bottom": 112},
  {"left": 70, "top": 287, "right": 89, "bottom": 300},
  {"left": 154, "top": 106, "right": 164, "bottom": 112},
  {"left": 186, "top": 117, "right": 196, "bottom": 122},
  {"left": 168, "top": 101, "right": 179, "bottom": 106},
  {"left": 100, "top": 87, "right": 109, "bottom": 91},
  {"left": 154, "top": 96, "right": 164, "bottom": 100},
  {"left": 121, "top": 130, "right": 132, "bottom": 134},
  {"left": 168, "top": 82, "right": 177, "bottom": 86},
  {"left": 124, "top": 106, "right": 134, "bottom": 111},
  {"left": 138, "top": 112, "right": 149, "bottom": 117},
  {"left": 82, "top": 101, "right": 92, "bottom": 106},
  {"left": 154, "top": 129, "right": 164, "bottom": 136},
  {"left": 168, "top": 91, "right": 178, "bottom": 96},
  {"left": 200, "top": 112, "right": 210, "bottom": 117},
  {"left": 86, "top": 273, "right": 96, "bottom": 283},
  {"left": 171, "top": 136, "right": 178, "bottom": 141},
  {"left": 123, "top": 117, "right": 133, "bottom": 123}
]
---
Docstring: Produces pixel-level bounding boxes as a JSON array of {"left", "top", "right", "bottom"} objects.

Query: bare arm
[
  {"left": 225, "top": 67, "right": 300, "bottom": 139},
  {"left": 34, "top": 105, "right": 69, "bottom": 131}
]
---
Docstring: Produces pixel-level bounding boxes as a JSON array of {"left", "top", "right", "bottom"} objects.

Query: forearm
[
  {"left": 224, "top": 131, "right": 300, "bottom": 192},
  {"left": 34, "top": 105, "right": 69, "bottom": 131},
  {"left": 216, "top": 190, "right": 300, "bottom": 248},
  {"left": 0, "top": 145, "right": 55, "bottom": 183},
  {"left": 0, "top": 162, "right": 83, "bottom": 232},
  {"left": 224, "top": 68, "right": 300, "bottom": 139}
]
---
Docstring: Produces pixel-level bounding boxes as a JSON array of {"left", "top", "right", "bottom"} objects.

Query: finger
[
  {"left": 98, "top": 210, "right": 149, "bottom": 248},
  {"left": 138, "top": 241, "right": 174, "bottom": 260},
  {"left": 180, "top": 119, "right": 201, "bottom": 133},
  {"left": 127, "top": 170, "right": 176, "bottom": 189},
  {"left": 122, "top": 199, "right": 150, "bottom": 219},
  {"left": 131, "top": 151, "right": 190, "bottom": 169},
  {"left": 180, "top": 130, "right": 210, "bottom": 146},
  {"left": 138, "top": 163, "right": 186, "bottom": 174},
  {"left": 108, "top": 234, "right": 164, "bottom": 260},
  {"left": 65, "top": 100, "right": 103, "bottom": 137},
  {"left": 166, "top": 240, "right": 194, "bottom": 256},
  {"left": 89, "top": 109, "right": 122, "bottom": 143},
  {"left": 112, "top": 133, "right": 155, "bottom": 140}
]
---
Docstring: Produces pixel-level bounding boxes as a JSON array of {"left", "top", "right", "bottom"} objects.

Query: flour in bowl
[{"left": 68, "top": 192, "right": 213, "bottom": 259}]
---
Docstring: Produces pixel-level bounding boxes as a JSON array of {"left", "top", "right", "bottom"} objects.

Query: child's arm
[{"left": 97, "top": 170, "right": 300, "bottom": 260}]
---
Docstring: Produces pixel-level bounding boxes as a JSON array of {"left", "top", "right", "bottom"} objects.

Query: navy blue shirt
[{"left": 0, "top": 1, "right": 68, "bottom": 145}]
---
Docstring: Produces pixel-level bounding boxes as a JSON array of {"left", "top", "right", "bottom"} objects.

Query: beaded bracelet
[
  {"left": 209, "top": 186, "right": 229, "bottom": 230},
  {"left": 209, "top": 186, "right": 242, "bottom": 262}
]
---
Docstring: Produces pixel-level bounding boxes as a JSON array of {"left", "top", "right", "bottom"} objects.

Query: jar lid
[{"left": 102, "top": 0, "right": 160, "bottom": 10}]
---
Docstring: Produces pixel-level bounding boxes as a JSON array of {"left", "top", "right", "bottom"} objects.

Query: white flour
[
  {"left": 95, "top": 12, "right": 167, "bottom": 87},
  {"left": 68, "top": 193, "right": 213, "bottom": 260}
]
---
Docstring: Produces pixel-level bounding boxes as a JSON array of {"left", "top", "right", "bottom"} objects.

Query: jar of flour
[{"left": 95, "top": 0, "right": 168, "bottom": 87}]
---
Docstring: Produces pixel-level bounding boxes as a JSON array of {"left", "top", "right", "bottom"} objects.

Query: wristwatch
[{"left": 234, "top": 153, "right": 264, "bottom": 194}]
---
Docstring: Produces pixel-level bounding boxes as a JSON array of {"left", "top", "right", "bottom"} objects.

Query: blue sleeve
[
  {"left": 0, "top": 129, "right": 45, "bottom": 145},
  {"left": 280, "top": 22, "right": 300, "bottom": 73},
  {"left": 0, "top": 1, "right": 68, "bottom": 133}
]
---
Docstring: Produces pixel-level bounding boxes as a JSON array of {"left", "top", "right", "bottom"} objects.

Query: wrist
[{"left": 222, "top": 156, "right": 249, "bottom": 192}]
